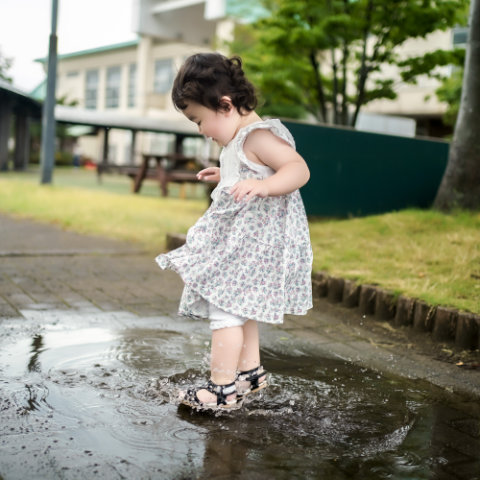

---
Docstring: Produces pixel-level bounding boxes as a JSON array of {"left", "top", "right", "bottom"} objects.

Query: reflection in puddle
[
  {"left": 27, "top": 334, "right": 44, "bottom": 373},
  {"left": 0, "top": 313, "right": 479, "bottom": 479}
]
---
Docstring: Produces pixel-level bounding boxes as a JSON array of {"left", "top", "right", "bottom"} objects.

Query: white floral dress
[{"left": 156, "top": 119, "right": 313, "bottom": 324}]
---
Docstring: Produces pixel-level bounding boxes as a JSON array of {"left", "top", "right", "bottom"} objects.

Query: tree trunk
[
  {"left": 434, "top": 0, "right": 480, "bottom": 210},
  {"left": 331, "top": 48, "right": 340, "bottom": 124},
  {"left": 341, "top": 41, "right": 349, "bottom": 125},
  {"left": 341, "top": 0, "right": 349, "bottom": 125},
  {"left": 309, "top": 51, "right": 328, "bottom": 123},
  {"left": 351, "top": 0, "right": 374, "bottom": 127}
]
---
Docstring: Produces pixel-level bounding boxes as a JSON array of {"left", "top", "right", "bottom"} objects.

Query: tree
[
  {"left": 434, "top": 0, "right": 480, "bottom": 210},
  {"left": 0, "top": 48, "right": 13, "bottom": 83},
  {"left": 230, "top": 0, "right": 468, "bottom": 126}
]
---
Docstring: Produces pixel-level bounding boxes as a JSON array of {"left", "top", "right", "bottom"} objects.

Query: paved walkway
[{"left": 1, "top": 213, "right": 480, "bottom": 400}]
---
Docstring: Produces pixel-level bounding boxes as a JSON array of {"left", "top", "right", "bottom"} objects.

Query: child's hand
[
  {"left": 230, "top": 179, "right": 269, "bottom": 202},
  {"left": 196, "top": 167, "right": 220, "bottom": 183}
]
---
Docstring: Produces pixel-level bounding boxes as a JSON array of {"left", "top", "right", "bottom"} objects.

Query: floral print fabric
[{"left": 156, "top": 119, "right": 313, "bottom": 324}]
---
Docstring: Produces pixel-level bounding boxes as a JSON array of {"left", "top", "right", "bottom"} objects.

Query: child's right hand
[{"left": 196, "top": 167, "right": 220, "bottom": 183}]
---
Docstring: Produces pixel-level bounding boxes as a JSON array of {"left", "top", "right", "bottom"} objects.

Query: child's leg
[
  {"left": 237, "top": 320, "right": 260, "bottom": 371},
  {"left": 236, "top": 320, "right": 267, "bottom": 396},
  {"left": 211, "top": 325, "right": 244, "bottom": 383},
  {"left": 195, "top": 325, "right": 243, "bottom": 403}
]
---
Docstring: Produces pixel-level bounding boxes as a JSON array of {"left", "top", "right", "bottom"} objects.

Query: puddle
[{"left": 0, "top": 311, "right": 479, "bottom": 479}]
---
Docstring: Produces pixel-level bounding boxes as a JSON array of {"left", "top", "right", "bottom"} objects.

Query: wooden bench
[
  {"left": 131, "top": 153, "right": 202, "bottom": 197},
  {"left": 97, "top": 153, "right": 215, "bottom": 198}
]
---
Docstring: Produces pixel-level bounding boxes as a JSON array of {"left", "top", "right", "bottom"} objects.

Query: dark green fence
[{"left": 284, "top": 120, "right": 449, "bottom": 217}]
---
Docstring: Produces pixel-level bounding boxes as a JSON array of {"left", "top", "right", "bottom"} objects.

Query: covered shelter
[
  {"left": 0, "top": 80, "right": 206, "bottom": 197},
  {"left": 54, "top": 105, "right": 206, "bottom": 196},
  {"left": 54, "top": 104, "right": 201, "bottom": 167},
  {"left": 0, "top": 83, "right": 204, "bottom": 189},
  {"left": 0, "top": 80, "right": 42, "bottom": 171}
]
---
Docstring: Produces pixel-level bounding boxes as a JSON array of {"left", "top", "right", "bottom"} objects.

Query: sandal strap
[
  {"left": 184, "top": 387, "right": 203, "bottom": 405},
  {"left": 236, "top": 365, "right": 266, "bottom": 389},
  {"left": 205, "top": 380, "right": 236, "bottom": 406}
]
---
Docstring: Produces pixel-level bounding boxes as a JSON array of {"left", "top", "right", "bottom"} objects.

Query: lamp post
[{"left": 40, "top": 0, "right": 59, "bottom": 184}]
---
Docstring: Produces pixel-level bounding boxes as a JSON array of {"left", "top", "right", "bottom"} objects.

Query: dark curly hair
[{"left": 172, "top": 53, "right": 257, "bottom": 114}]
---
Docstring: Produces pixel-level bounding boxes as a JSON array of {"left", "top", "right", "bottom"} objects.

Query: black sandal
[
  {"left": 236, "top": 366, "right": 268, "bottom": 401},
  {"left": 180, "top": 379, "right": 238, "bottom": 410}
]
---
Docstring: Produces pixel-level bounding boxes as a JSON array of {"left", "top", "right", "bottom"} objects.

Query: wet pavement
[{"left": 1, "top": 213, "right": 480, "bottom": 479}]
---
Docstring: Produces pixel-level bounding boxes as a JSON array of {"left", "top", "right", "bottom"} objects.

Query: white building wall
[
  {"left": 364, "top": 30, "right": 453, "bottom": 117},
  {"left": 56, "top": 46, "right": 139, "bottom": 112},
  {"left": 132, "top": 0, "right": 227, "bottom": 45}
]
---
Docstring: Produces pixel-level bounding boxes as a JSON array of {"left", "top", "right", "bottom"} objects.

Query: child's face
[{"left": 183, "top": 101, "right": 238, "bottom": 147}]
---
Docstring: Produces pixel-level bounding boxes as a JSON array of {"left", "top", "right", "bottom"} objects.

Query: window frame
[
  {"left": 153, "top": 58, "right": 174, "bottom": 94},
  {"left": 128, "top": 63, "right": 137, "bottom": 108},
  {"left": 105, "top": 65, "right": 122, "bottom": 109},
  {"left": 85, "top": 69, "right": 99, "bottom": 109}
]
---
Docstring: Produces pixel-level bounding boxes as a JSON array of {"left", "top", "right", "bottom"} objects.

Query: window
[
  {"left": 85, "top": 69, "right": 98, "bottom": 109},
  {"left": 128, "top": 63, "right": 137, "bottom": 107},
  {"left": 453, "top": 27, "right": 468, "bottom": 47},
  {"left": 106, "top": 66, "right": 121, "bottom": 108},
  {"left": 154, "top": 58, "right": 174, "bottom": 94}
]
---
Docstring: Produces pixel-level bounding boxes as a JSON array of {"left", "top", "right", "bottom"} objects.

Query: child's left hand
[{"left": 230, "top": 179, "right": 269, "bottom": 202}]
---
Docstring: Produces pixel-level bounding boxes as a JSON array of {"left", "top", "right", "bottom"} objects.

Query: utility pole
[{"left": 40, "top": 0, "right": 59, "bottom": 184}]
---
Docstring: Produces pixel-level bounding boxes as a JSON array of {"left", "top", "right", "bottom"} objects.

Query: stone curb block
[
  {"left": 432, "top": 307, "right": 457, "bottom": 342},
  {"left": 359, "top": 285, "right": 376, "bottom": 316},
  {"left": 342, "top": 280, "right": 360, "bottom": 308},
  {"left": 327, "top": 277, "right": 344, "bottom": 304},
  {"left": 311, "top": 272, "right": 328, "bottom": 298},
  {"left": 310, "top": 270, "right": 480, "bottom": 351},
  {"left": 166, "top": 233, "right": 187, "bottom": 251},
  {"left": 455, "top": 312, "right": 479, "bottom": 350},
  {"left": 375, "top": 289, "right": 396, "bottom": 321},
  {"left": 164, "top": 235, "right": 480, "bottom": 351},
  {"left": 413, "top": 301, "right": 436, "bottom": 333},
  {"left": 394, "top": 295, "right": 415, "bottom": 327}
]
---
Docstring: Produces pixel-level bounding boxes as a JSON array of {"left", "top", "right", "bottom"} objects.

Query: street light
[{"left": 40, "top": 0, "right": 59, "bottom": 184}]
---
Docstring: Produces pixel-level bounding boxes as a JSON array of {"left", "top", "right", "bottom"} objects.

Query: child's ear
[{"left": 219, "top": 96, "right": 234, "bottom": 113}]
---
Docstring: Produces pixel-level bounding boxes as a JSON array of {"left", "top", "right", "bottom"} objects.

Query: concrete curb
[
  {"left": 166, "top": 232, "right": 480, "bottom": 352},
  {"left": 312, "top": 271, "right": 480, "bottom": 351}
]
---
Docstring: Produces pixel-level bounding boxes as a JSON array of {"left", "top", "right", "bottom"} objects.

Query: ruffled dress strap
[{"left": 233, "top": 119, "right": 296, "bottom": 174}]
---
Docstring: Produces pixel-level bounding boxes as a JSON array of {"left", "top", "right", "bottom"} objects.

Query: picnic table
[{"left": 127, "top": 153, "right": 202, "bottom": 198}]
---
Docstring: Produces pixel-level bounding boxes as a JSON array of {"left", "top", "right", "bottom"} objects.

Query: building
[{"left": 38, "top": 39, "right": 209, "bottom": 165}]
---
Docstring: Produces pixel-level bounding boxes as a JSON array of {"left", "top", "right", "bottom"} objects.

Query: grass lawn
[
  {"left": 1, "top": 167, "right": 479, "bottom": 314},
  {"left": 310, "top": 210, "right": 480, "bottom": 314},
  {"left": 0, "top": 167, "right": 208, "bottom": 251}
]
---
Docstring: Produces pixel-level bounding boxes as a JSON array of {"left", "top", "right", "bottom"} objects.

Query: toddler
[{"left": 156, "top": 53, "right": 313, "bottom": 410}]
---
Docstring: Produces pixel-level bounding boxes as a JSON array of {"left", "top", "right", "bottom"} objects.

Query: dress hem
[{"left": 156, "top": 254, "right": 311, "bottom": 325}]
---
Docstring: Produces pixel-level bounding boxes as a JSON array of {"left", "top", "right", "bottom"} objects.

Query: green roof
[
  {"left": 226, "top": 0, "right": 268, "bottom": 21},
  {"left": 35, "top": 38, "right": 139, "bottom": 63},
  {"left": 30, "top": 79, "right": 47, "bottom": 100}
]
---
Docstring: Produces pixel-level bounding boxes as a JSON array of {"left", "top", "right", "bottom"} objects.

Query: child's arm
[
  {"left": 196, "top": 166, "right": 220, "bottom": 183},
  {"left": 230, "top": 129, "right": 310, "bottom": 202}
]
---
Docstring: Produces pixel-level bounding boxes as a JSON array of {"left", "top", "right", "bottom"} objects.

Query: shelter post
[
  {"left": 14, "top": 113, "right": 31, "bottom": 170},
  {"left": 0, "top": 95, "right": 13, "bottom": 171},
  {"left": 130, "top": 129, "right": 137, "bottom": 165}
]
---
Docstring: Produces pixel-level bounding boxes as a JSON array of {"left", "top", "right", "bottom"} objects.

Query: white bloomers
[{"left": 209, "top": 303, "right": 249, "bottom": 330}]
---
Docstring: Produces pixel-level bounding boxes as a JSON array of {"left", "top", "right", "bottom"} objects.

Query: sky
[{"left": 0, "top": 0, "right": 137, "bottom": 92}]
